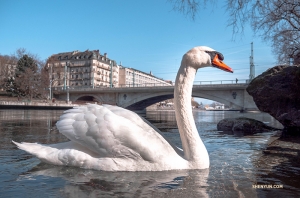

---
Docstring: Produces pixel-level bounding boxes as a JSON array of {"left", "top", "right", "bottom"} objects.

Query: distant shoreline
[
  {"left": 0, "top": 104, "right": 74, "bottom": 110},
  {"left": 0, "top": 100, "right": 77, "bottom": 110}
]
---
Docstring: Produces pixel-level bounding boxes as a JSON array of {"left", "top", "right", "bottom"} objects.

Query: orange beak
[{"left": 212, "top": 55, "right": 233, "bottom": 73}]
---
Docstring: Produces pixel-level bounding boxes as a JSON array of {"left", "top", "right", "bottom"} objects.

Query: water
[{"left": 0, "top": 109, "right": 299, "bottom": 197}]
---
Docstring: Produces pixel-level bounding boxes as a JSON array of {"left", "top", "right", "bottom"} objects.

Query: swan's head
[{"left": 183, "top": 46, "right": 233, "bottom": 73}]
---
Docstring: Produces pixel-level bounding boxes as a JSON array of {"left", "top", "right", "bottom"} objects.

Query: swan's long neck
[{"left": 174, "top": 58, "right": 209, "bottom": 167}]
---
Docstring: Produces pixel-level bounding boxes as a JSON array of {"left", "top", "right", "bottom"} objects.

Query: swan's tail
[
  {"left": 12, "top": 140, "right": 65, "bottom": 165},
  {"left": 12, "top": 141, "right": 150, "bottom": 171},
  {"left": 12, "top": 140, "right": 112, "bottom": 170},
  {"left": 13, "top": 141, "right": 44, "bottom": 154}
]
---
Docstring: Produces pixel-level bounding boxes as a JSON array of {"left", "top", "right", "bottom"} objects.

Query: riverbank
[{"left": 0, "top": 100, "right": 78, "bottom": 110}]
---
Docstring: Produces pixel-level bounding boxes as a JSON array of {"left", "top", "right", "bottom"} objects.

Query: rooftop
[{"left": 48, "top": 50, "right": 116, "bottom": 65}]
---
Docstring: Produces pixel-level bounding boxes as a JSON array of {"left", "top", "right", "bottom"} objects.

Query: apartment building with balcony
[{"left": 46, "top": 50, "right": 119, "bottom": 88}]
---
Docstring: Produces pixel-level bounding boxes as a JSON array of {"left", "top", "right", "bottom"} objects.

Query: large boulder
[
  {"left": 246, "top": 65, "right": 300, "bottom": 135},
  {"left": 217, "top": 117, "right": 277, "bottom": 133}
]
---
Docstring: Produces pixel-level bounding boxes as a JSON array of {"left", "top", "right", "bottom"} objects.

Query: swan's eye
[
  {"left": 206, "top": 51, "right": 224, "bottom": 61},
  {"left": 217, "top": 52, "right": 224, "bottom": 61}
]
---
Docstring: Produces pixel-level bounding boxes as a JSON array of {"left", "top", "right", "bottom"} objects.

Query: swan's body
[{"left": 13, "top": 46, "right": 233, "bottom": 171}]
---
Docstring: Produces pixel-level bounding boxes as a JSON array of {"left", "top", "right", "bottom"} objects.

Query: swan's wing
[
  {"left": 56, "top": 104, "right": 177, "bottom": 162},
  {"left": 102, "top": 104, "right": 184, "bottom": 157}
]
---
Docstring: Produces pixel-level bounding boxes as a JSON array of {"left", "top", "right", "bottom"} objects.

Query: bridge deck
[{"left": 53, "top": 83, "right": 248, "bottom": 93}]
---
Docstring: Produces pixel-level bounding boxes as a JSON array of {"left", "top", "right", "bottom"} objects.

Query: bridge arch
[
  {"left": 192, "top": 92, "right": 243, "bottom": 109},
  {"left": 73, "top": 94, "right": 101, "bottom": 104},
  {"left": 123, "top": 91, "right": 243, "bottom": 110},
  {"left": 126, "top": 94, "right": 174, "bottom": 110}
]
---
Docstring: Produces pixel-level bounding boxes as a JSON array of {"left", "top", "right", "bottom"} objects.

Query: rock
[
  {"left": 246, "top": 65, "right": 300, "bottom": 136},
  {"left": 217, "top": 117, "right": 277, "bottom": 133}
]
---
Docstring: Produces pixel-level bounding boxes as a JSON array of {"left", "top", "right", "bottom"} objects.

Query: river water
[{"left": 0, "top": 109, "right": 299, "bottom": 197}]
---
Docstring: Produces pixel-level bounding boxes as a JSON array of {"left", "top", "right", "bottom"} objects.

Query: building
[
  {"left": 0, "top": 55, "right": 17, "bottom": 91},
  {"left": 46, "top": 50, "right": 119, "bottom": 89},
  {"left": 0, "top": 55, "right": 17, "bottom": 78},
  {"left": 118, "top": 66, "right": 172, "bottom": 87},
  {"left": 47, "top": 49, "right": 171, "bottom": 90}
]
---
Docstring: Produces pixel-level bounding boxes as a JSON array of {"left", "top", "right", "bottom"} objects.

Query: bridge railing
[
  {"left": 193, "top": 79, "right": 249, "bottom": 85},
  {"left": 116, "top": 79, "right": 249, "bottom": 87},
  {"left": 118, "top": 83, "right": 173, "bottom": 87},
  {"left": 52, "top": 79, "right": 249, "bottom": 91}
]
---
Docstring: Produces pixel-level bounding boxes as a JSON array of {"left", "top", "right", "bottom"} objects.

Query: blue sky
[{"left": 1, "top": 0, "right": 275, "bottom": 85}]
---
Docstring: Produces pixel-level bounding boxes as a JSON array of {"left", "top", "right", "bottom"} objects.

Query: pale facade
[
  {"left": 0, "top": 55, "right": 17, "bottom": 79},
  {"left": 118, "top": 67, "right": 172, "bottom": 87},
  {"left": 0, "top": 56, "right": 17, "bottom": 91},
  {"left": 47, "top": 50, "right": 119, "bottom": 88}
]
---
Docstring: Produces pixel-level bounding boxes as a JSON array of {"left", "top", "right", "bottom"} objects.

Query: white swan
[{"left": 13, "top": 46, "right": 233, "bottom": 171}]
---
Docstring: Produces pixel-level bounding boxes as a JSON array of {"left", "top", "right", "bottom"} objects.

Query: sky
[{"left": 0, "top": 0, "right": 276, "bottom": 103}]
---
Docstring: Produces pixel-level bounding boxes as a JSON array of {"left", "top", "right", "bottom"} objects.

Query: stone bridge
[{"left": 53, "top": 82, "right": 257, "bottom": 111}]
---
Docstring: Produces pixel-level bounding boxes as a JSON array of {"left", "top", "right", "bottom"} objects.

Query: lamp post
[
  {"left": 49, "top": 64, "right": 54, "bottom": 100},
  {"left": 90, "top": 67, "right": 95, "bottom": 89},
  {"left": 67, "top": 86, "right": 69, "bottom": 103},
  {"left": 133, "top": 70, "right": 135, "bottom": 87},
  {"left": 64, "top": 62, "right": 68, "bottom": 90},
  {"left": 110, "top": 61, "right": 113, "bottom": 88},
  {"left": 49, "top": 79, "right": 56, "bottom": 100}
]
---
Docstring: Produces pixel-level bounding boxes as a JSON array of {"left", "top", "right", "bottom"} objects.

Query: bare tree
[
  {"left": 11, "top": 48, "right": 45, "bottom": 70},
  {"left": 169, "top": 0, "right": 300, "bottom": 64},
  {"left": 168, "top": 0, "right": 204, "bottom": 20},
  {"left": 44, "top": 56, "right": 65, "bottom": 87},
  {"left": 1, "top": 49, "right": 49, "bottom": 98},
  {"left": 14, "top": 67, "right": 41, "bottom": 100},
  {"left": 40, "top": 64, "right": 51, "bottom": 99},
  {"left": 0, "top": 55, "right": 10, "bottom": 90},
  {"left": 249, "top": 0, "right": 300, "bottom": 64}
]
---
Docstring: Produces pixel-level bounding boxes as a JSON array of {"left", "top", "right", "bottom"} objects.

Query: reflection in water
[
  {"left": 146, "top": 110, "right": 283, "bottom": 131},
  {"left": 21, "top": 165, "right": 209, "bottom": 198},
  {"left": 0, "top": 109, "right": 68, "bottom": 147},
  {"left": 1, "top": 109, "right": 299, "bottom": 197}
]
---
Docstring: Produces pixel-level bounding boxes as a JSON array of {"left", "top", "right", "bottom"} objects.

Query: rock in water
[
  {"left": 217, "top": 117, "right": 277, "bottom": 133},
  {"left": 246, "top": 65, "right": 300, "bottom": 135}
]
